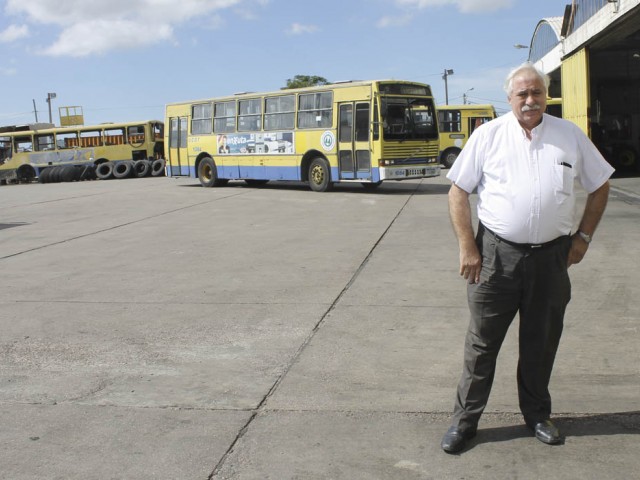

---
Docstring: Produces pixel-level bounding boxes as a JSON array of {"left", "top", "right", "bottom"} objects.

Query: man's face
[{"left": 508, "top": 72, "right": 547, "bottom": 130}]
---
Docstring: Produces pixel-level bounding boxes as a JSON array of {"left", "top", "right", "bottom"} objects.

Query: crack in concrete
[{"left": 207, "top": 181, "right": 424, "bottom": 479}]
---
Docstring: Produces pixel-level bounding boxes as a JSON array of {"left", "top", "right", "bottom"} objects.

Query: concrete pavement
[{"left": 0, "top": 174, "right": 638, "bottom": 479}]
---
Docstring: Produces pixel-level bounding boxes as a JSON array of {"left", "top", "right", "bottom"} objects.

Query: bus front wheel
[
  {"left": 308, "top": 158, "right": 333, "bottom": 192},
  {"left": 441, "top": 148, "right": 461, "bottom": 169},
  {"left": 198, "top": 157, "right": 227, "bottom": 188}
]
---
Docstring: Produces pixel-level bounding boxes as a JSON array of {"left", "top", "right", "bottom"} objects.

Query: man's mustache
[{"left": 522, "top": 104, "right": 542, "bottom": 112}]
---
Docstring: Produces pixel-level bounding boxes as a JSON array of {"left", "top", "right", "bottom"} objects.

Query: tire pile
[
  {"left": 38, "top": 164, "right": 97, "bottom": 183},
  {"left": 37, "top": 159, "right": 166, "bottom": 184}
]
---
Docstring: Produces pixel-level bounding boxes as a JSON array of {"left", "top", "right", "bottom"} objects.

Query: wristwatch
[{"left": 577, "top": 230, "right": 592, "bottom": 244}]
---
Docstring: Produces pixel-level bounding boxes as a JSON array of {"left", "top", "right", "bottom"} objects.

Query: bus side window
[
  {"left": 80, "top": 130, "right": 103, "bottom": 147},
  {"left": 14, "top": 136, "right": 33, "bottom": 152},
  {"left": 56, "top": 132, "right": 79, "bottom": 149},
  {"left": 35, "top": 134, "right": 55, "bottom": 151},
  {"left": 127, "top": 125, "right": 146, "bottom": 145},
  {"left": 105, "top": 128, "right": 125, "bottom": 145},
  {"left": 0, "top": 137, "right": 11, "bottom": 164},
  {"left": 438, "top": 110, "right": 461, "bottom": 133},
  {"left": 468, "top": 117, "right": 490, "bottom": 135},
  {"left": 355, "top": 103, "right": 369, "bottom": 142}
]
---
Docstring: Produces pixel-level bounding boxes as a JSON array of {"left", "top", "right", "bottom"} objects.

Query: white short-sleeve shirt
[{"left": 446, "top": 112, "right": 615, "bottom": 244}]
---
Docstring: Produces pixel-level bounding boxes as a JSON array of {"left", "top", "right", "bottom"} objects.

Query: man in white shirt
[{"left": 441, "top": 62, "right": 614, "bottom": 454}]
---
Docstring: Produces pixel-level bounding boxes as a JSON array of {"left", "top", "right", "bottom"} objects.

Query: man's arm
[
  {"left": 449, "top": 183, "right": 482, "bottom": 283},
  {"left": 568, "top": 181, "right": 610, "bottom": 267}
]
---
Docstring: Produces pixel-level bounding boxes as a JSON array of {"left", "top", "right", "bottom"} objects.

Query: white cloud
[
  {"left": 377, "top": 15, "right": 412, "bottom": 28},
  {"left": 287, "top": 23, "right": 320, "bottom": 35},
  {"left": 0, "top": 24, "right": 30, "bottom": 43},
  {"left": 0, "top": 67, "right": 18, "bottom": 76},
  {"left": 395, "top": 0, "right": 513, "bottom": 14},
  {"left": 4, "top": 0, "right": 244, "bottom": 56},
  {"left": 42, "top": 20, "right": 174, "bottom": 57}
]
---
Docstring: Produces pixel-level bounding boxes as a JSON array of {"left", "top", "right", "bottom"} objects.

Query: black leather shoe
[
  {"left": 532, "top": 420, "right": 563, "bottom": 445},
  {"left": 441, "top": 425, "right": 477, "bottom": 453}
]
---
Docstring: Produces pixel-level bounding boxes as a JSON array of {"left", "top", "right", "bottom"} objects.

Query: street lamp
[
  {"left": 442, "top": 69, "right": 454, "bottom": 105},
  {"left": 46, "top": 92, "right": 57, "bottom": 125},
  {"left": 463, "top": 87, "right": 474, "bottom": 105}
]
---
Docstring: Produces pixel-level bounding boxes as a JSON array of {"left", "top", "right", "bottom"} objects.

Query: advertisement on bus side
[{"left": 217, "top": 132, "right": 294, "bottom": 155}]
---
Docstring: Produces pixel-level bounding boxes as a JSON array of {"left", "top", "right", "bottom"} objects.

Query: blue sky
[{"left": 0, "top": 0, "right": 563, "bottom": 127}]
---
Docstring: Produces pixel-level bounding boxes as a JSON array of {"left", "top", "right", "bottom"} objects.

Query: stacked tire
[
  {"left": 95, "top": 159, "right": 164, "bottom": 180},
  {"left": 37, "top": 159, "right": 165, "bottom": 183},
  {"left": 151, "top": 158, "right": 165, "bottom": 177},
  {"left": 38, "top": 165, "right": 96, "bottom": 183}
]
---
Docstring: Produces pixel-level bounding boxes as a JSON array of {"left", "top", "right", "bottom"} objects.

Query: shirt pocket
[{"left": 552, "top": 162, "right": 574, "bottom": 201}]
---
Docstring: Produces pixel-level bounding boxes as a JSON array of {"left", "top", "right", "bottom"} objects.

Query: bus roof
[
  {"left": 0, "top": 120, "right": 163, "bottom": 136},
  {"left": 437, "top": 104, "right": 496, "bottom": 111},
  {"left": 165, "top": 79, "right": 433, "bottom": 107}
]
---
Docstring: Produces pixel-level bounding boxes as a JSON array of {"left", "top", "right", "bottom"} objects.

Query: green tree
[{"left": 283, "top": 75, "right": 329, "bottom": 89}]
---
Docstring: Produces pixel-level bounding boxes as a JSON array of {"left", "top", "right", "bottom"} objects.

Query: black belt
[{"left": 480, "top": 223, "right": 569, "bottom": 250}]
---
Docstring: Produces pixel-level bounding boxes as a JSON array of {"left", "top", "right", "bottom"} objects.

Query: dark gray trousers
[{"left": 452, "top": 225, "right": 572, "bottom": 430}]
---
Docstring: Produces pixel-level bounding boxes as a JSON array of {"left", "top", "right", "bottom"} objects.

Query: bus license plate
[{"left": 406, "top": 168, "right": 425, "bottom": 176}]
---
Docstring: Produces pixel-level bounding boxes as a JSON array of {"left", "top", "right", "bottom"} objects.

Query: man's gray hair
[{"left": 504, "top": 62, "right": 550, "bottom": 96}]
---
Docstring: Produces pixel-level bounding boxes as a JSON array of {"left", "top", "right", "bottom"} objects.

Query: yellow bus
[
  {"left": 164, "top": 80, "right": 441, "bottom": 191},
  {"left": 436, "top": 104, "right": 497, "bottom": 168},
  {"left": 0, "top": 120, "right": 164, "bottom": 184}
]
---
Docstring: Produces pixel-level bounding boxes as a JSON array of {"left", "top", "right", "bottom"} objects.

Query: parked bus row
[
  {"left": 0, "top": 120, "right": 165, "bottom": 184},
  {"left": 1, "top": 80, "right": 503, "bottom": 190}
]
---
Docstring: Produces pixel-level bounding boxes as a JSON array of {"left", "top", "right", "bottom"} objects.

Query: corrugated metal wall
[
  {"left": 561, "top": 48, "right": 591, "bottom": 134},
  {"left": 570, "top": 0, "right": 609, "bottom": 34}
]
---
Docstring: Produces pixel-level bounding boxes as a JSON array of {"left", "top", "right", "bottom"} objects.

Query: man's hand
[
  {"left": 568, "top": 234, "right": 589, "bottom": 267},
  {"left": 449, "top": 183, "right": 482, "bottom": 284},
  {"left": 459, "top": 244, "right": 482, "bottom": 284},
  {"left": 569, "top": 181, "right": 609, "bottom": 267}
]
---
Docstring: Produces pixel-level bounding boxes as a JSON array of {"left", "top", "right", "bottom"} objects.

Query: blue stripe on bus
[{"left": 166, "top": 164, "right": 381, "bottom": 183}]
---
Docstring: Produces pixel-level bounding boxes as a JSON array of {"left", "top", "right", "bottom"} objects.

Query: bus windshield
[{"left": 381, "top": 97, "right": 437, "bottom": 141}]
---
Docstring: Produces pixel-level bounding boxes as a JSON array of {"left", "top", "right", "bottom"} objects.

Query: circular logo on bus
[{"left": 321, "top": 131, "right": 335, "bottom": 151}]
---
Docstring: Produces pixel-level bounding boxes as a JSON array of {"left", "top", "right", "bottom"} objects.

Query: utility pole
[
  {"left": 442, "top": 69, "right": 454, "bottom": 105},
  {"left": 32, "top": 99, "right": 39, "bottom": 122},
  {"left": 463, "top": 87, "right": 474, "bottom": 105},
  {"left": 46, "top": 92, "right": 57, "bottom": 125}
]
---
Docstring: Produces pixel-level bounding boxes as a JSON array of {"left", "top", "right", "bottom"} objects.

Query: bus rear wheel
[
  {"left": 308, "top": 158, "right": 333, "bottom": 192},
  {"left": 198, "top": 157, "right": 227, "bottom": 187},
  {"left": 441, "top": 148, "right": 460, "bottom": 169}
]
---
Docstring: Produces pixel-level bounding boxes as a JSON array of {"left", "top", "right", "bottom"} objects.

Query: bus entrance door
[
  {"left": 168, "top": 116, "right": 188, "bottom": 176},
  {"left": 338, "top": 102, "right": 372, "bottom": 181}
]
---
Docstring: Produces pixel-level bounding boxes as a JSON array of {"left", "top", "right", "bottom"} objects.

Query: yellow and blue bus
[
  {"left": 164, "top": 80, "right": 441, "bottom": 191},
  {"left": 436, "top": 104, "right": 497, "bottom": 168},
  {"left": 0, "top": 120, "right": 164, "bottom": 183}
]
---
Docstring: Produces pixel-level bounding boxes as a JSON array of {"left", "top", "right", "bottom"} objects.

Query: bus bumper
[{"left": 379, "top": 164, "right": 440, "bottom": 180}]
